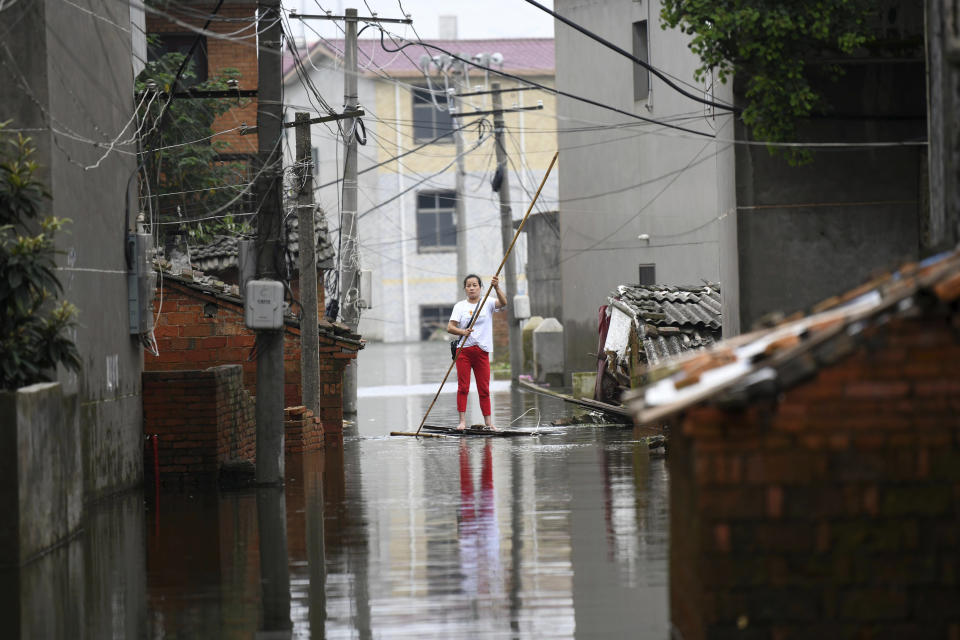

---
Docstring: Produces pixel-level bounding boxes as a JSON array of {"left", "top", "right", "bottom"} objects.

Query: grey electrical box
[
  {"left": 245, "top": 279, "right": 284, "bottom": 329},
  {"left": 358, "top": 269, "right": 373, "bottom": 309},
  {"left": 127, "top": 233, "right": 156, "bottom": 334}
]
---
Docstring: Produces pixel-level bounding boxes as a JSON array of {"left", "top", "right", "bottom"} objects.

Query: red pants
[{"left": 456, "top": 345, "right": 491, "bottom": 415}]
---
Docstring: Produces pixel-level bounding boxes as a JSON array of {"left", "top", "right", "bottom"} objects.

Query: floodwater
[{"left": 7, "top": 341, "right": 670, "bottom": 639}]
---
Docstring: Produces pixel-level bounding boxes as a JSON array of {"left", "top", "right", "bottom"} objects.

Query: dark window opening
[
  {"left": 632, "top": 21, "right": 649, "bottom": 102},
  {"left": 416, "top": 191, "right": 457, "bottom": 251},
  {"left": 412, "top": 86, "right": 454, "bottom": 143},
  {"left": 420, "top": 305, "right": 455, "bottom": 341},
  {"left": 638, "top": 263, "right": 656, "bottom": 286}
]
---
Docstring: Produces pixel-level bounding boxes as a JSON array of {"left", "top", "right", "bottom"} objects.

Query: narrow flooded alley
[{"left": 9, "top": 341, "right": 670, "bottom": 639}]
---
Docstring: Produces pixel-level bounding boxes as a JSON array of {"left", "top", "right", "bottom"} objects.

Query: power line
[
  {"left": 521, "top": 0, "right": 736, "bottom": 112},
  {"left": 373, "top": 26, "right": 717, "bottom": 139}
]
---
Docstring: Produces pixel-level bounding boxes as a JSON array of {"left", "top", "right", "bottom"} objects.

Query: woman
[{"left": 447, "top": 274, "right": 507, "bottom": 430}]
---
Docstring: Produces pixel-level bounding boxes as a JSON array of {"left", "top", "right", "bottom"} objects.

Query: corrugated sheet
[
  {"left": 616, "top": 283, "right": 722, "bottom": 330},
  {"left": 610, "top": 283, "right": 722, "bottom": 367}
]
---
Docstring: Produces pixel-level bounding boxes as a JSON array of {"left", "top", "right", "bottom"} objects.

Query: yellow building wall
[{"left": 371, "top": 75, "right": 558, "bottom": 176}]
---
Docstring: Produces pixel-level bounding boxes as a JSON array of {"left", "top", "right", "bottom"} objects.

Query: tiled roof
[
  {"left": 284, "top": 37, "right": 554, "bottom": 79},
  {"left": 153, "top": 267, "right": 363, "bottom": 346},
  {"left": 190, "top": 210, "right": 335, "bottom": 275},
  {"left": 641, "top": 329, "right": 717, "bottom": 369},
  {"left": 615, "top": 283, "right": 722, "bottom": 330},
  {"left": 626, "top": 248, "right": 960, "bottom": 425},
  {"left": 608, "top": 283, "right": 722, "bottom": 367}
]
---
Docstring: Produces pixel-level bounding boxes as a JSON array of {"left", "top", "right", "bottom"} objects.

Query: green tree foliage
[
  {"left": 0, "top": 122, "right": 81, "bottom": 389},
  {"left": 660, "top": 0, "right": 873, "bottom": 163},
  {"left": 136, "top": 44, "right": 252, "bottom": 243}
]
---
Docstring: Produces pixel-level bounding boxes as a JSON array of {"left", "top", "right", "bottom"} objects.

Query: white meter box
[{"left": 245, "top": 280, "right": 284, "bottom": 329}]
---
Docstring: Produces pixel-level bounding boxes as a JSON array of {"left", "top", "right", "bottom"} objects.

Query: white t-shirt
[{"left": 450, "top": 297, "right": 502, "bottom": 353}]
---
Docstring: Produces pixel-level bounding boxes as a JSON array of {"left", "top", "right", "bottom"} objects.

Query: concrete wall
[
  {"left": 554, "top": 0, "right": 736, "bottom": 375},
  {"left": 0, "top": 0, "right": 145, "bottom": 500},
  {"left": 523, "top": 211, "right": 562, "bottom": 320},
  {"left": 733, "top": 61, "right": 925, "bottom": 330},
  {"left": 0, "top": 384, "right": 82, "bottom": 568}
]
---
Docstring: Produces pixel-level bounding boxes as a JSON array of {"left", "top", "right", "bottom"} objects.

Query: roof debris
[{"left": 626, "top": 248, "right": 960, "bottom": 425}]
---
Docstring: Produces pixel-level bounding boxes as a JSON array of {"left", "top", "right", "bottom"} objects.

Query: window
[
  {"left": 147, "top": 34, "right": 208, "bottom": 88},
  {"left": 420, "top": 305, "right": 455, "bottom": 341},
  {"left": 632, "top": 21, "right": 650, "bottom": 102},
  {"left": 638, "top": 264, "right": 656, "bottom": 286},
  {"left": 412, "top": 86, "right": 454, "bottom": 143},
  {"left": 416, "top": 191, "right": 457, "bottom": 251}
]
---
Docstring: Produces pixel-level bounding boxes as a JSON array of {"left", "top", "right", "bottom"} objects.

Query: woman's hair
[{"left": 463, "top": 274, "right": 482, "bottom": 288}]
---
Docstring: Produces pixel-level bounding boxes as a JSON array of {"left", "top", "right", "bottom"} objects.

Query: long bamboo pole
[{"left": 409, "top": 151, "right": 559, "bottom": 436}]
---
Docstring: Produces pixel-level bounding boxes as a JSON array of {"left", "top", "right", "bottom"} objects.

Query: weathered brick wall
[
  {"left": 671, "top": 312, "right": 960, "bottom": 639},
  {"left": 492, "top": 307, "right": 509, "bottom": 363},
  {"left": 147, "top": 280, "right": 353, "bottom": 436},
  {"left": 146, "top": 3, "right": 258, "bottom": 154},
  {"left": 143, "top": 365, "right": 255, "bottom": 475},
  {"left": 284, "top": 406, "right": 324, "bottom": 454}
]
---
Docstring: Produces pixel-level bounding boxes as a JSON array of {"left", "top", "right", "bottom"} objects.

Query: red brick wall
[
  {"left": 143, "top": 365, "right": 256, "bottom": 475},
  {"left": 492, "top": 308, "right": 509, "bottom": 364},
  {"left": 670, "top": 312, "right": 960, "bottom": 639},
  {"left": 146, "top": 3, "right": 258, "bottom": 155},
  {"left": 146, "top": 280, "right": 355, "bottom": 435}
]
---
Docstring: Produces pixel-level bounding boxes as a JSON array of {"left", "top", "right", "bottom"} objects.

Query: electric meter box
[
  {"left": 513, "top": 294, "right": 531, "bottom": 320},
  {"left": 127, "top": 232, "right": 156, "bottom": 335},
  {"left": 245, "top": 280, "right": 284, "bottom": 329},
  {"left": 358, "top": 269, "right": 373, "bottom": 309}
]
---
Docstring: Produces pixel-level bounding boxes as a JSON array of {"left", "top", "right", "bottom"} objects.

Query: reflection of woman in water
[
  {"left": 447, "top": 274, "right": 507, "bottom": 430},
  {"left": 458, "top": 440, "right": 502, "bottom": 600}
]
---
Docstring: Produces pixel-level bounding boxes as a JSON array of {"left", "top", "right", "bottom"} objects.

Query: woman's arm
[
  {"left": 447, "top": 320, "right": 472, "bottom": 337},
  {"left": 491, "top": 275, "right": 508, "bottom": 309}
]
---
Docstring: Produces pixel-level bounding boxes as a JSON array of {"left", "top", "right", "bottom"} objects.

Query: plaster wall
[
  {"left": 555, "top": 0, "right": 735, "bottom": 375},
  {"left": 0, "top": 0, "right": 145, "bottom": 500},
  {"left": 733, "top": 61, "right": 925, "bottom": 329}
]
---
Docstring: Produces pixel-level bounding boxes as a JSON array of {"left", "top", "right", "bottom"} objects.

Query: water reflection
[
  {"left": 2, "top": 490, "right": 146, "bottom": 640},
  {"left": 10, "top": 342, "right": 669, "bottom": 639}
]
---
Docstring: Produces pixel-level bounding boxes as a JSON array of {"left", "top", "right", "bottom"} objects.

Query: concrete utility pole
[
  {"left": 295, "top": 112, "right": 320, "bottom": 417},
  {"left": 491, "top": 83, "right": 522, "bottom": 383},
  {"left": 340, "top": 8, "right": 360, "bottom": 415},
  {"left": 254, "top": 0, "right": 285, "bottom": 485},
  {"left": 452, "top": 82, "right": 469, "bottom": 285}
]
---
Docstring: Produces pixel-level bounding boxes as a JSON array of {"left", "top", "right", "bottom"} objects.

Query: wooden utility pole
[
  {"left": 491, "top": 83, "right": 522, "bottom": 383},
  {"left": 286, "top": 8, "right": 410, "bottom": 406},
  {"left": 340, "top": 8, "right": 360, "bottom": 414},
  {"left": 452, "top": 83, "right": 469, "bottom": 285},
  {"left": 295, "top": 112, "right": 320, "bottom": 417},
  {"left": 254, "top": 0, "right": 285, "bottom": 485}
]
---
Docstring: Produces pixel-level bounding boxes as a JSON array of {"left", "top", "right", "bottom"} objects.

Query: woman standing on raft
[{"left": 447, "top": 274, "right": 507, "bottom": 430}]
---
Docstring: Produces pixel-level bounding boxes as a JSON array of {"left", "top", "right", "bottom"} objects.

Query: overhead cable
[
  {"left": 374, "top": 27, "right": 716, "bottom": 139},
  {"left": 521, "top": 0, "right": 736, "bottom": 112}
]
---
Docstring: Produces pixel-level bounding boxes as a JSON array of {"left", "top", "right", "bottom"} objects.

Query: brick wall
[
  {"left": 284, "top": 406, "right": 324, "bottom": 454},
  {"left": 492, "top": 307, "right": 509, "bottom": 364},
  {"left": 670, "top": 311, "right": 960, "bottom": 639},
  {"left": 143, "top": 366, "right": 255, "bottom": 476},
  {"left": 146, "top": 279, "right": 356, "bottom": 436},
  {"left": 146, "top": 3, "right": 258, "bottom": 154}
]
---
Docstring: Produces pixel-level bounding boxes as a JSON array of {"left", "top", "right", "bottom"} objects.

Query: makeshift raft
[{"left": 391, "top": 424, "right": 555, "bottom": 438}]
